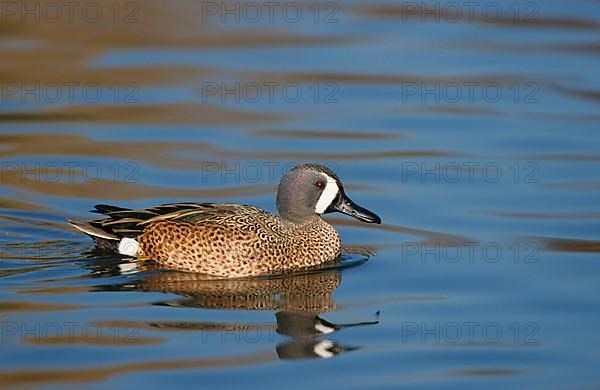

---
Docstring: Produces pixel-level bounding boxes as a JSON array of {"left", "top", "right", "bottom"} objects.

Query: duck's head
[{"left": 276, "top": 163, "right": 381, "bottom": 224}]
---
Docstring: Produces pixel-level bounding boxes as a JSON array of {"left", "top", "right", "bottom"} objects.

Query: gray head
[{"left": 276, "top": 163, "right": 381, "bottom": 224}]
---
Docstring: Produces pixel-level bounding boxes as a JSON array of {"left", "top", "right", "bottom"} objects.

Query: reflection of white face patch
[
  {"left": 314, "top": 174, "right": 339, "bottom": 214},
  {"left": 314, "top": 321, "right": 336, "bottom": 334},
  {"left": 313, "top": 340, "right": 335, "bottom": 359}
]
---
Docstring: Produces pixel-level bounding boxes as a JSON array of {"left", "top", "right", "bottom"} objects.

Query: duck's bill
[{"left": 329, "top": 193, "right": 381, "bottom": 224}]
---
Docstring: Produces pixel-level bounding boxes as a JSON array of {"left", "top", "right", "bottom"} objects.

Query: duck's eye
[{"left": 315, "top": 181, "right": 325, "bottom": 190}]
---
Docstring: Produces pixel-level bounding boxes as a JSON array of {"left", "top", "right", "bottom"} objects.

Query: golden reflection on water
[
  {"left": 447, "top": 369, "right": 527, "bottom": 377},
  {"left": 0, "top": 103, "right": 282, "bottom": 124},
  {"left": 540, "top": 237, "right": 600, "bottom": 253},
  {"left": 0, "top": 126, "right": 452, "bottom": 210},
  {"left": 0, "top": 351, "right": 275, "bottom": 388}
]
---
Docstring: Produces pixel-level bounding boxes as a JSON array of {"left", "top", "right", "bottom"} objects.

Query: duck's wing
[{"left": 69, "top": 202, "right": 266, "bottom": 240}]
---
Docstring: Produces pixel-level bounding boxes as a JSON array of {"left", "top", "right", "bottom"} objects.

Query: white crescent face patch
[{"left": 314, "top": 174, "right": 339, "bottom": 214}]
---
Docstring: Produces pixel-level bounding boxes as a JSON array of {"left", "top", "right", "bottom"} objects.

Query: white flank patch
[
  {"left": 118, "top": 237, "right": 139, "bottom": 256},
  {"left": 313, "top": 340, "right": 335, "bottom": 359},
  {"left": 314, "top": 174, "right": 339, "bottom": 214},
  {"left": 314, "top": 321, "right": 336, "bottom": 335}
]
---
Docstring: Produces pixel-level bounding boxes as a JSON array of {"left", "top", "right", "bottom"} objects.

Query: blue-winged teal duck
[{"left": 69, "top": 163, "right": 381, "bottom": 277}]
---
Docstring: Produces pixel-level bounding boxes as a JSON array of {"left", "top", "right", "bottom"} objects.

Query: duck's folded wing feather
[{"left": 87, "top": 203, "right": 264, "bottom": 237}]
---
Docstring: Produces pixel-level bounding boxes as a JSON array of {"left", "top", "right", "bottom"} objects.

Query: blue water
[{"left": 1, "top": 0, "right": 599, "bottom": 388}]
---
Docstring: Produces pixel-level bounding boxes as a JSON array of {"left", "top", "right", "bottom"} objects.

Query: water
[{"left": 1, "top": 0, "right": 599, "bottom": 388}]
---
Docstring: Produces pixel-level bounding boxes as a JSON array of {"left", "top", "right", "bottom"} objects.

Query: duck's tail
[{"left": 68, "top": 204, "right": 141, "bottom": 254}]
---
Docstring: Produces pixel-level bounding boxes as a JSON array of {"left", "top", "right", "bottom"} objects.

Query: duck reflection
[
  {"left": 87, "top": 250, "right": 379, "bottom": 360},
  {"left": 274, "top": 311, "right": 379, "bottom": 359}
]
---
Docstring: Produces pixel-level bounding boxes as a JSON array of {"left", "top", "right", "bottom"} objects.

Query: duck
[{"left": 68, "top": 163, "right": 381, "bottom": 277}]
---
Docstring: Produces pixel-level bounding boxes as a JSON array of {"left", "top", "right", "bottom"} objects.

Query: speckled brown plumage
[
  {"left": 71, "top": 202, "right": 341, "bottom": 277},
  {"left": 68, "top": 163, "right": 381, "bottom": 277},
  {"left": 135, "top": 205, "right": 341, "bottom": 277}
]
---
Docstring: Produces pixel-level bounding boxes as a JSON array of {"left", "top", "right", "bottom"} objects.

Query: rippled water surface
[{"left": 1, "top": 0, "right": 600, "bottom": 388}]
